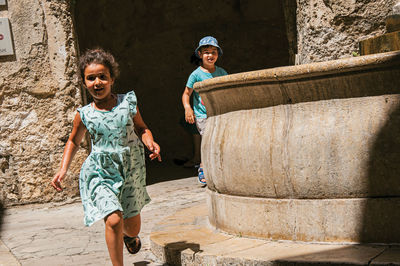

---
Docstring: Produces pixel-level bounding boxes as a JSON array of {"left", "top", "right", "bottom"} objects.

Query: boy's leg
[
  {"left": 104, "top": 211, "right": 124, "bottom": 266},
  {"left": 195, "top": 118, "right": 207, "bottom": 185},
  {"left": 195, "top": 118, "right": 207, "bottom": 136}
]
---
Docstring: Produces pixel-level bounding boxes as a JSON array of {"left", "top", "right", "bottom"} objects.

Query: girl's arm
[
  {"left": 134, "top": 107, "right": 161, "bottom": 162},
  {"left": 182, "top": 86, "right": 195, "bottom": 124},
  {"left": 51, "top": 112, "right": 87, "bottom": 192}
]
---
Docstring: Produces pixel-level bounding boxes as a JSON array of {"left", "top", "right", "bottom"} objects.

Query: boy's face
[{"left": 198, "top": 46, "right": 219, "bottom": 66}]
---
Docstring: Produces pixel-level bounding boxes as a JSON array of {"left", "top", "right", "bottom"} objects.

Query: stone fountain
[
  {"left": 196, "top": 50, "right": 400, "bottom": 244},
  {"left": 150, "top": 3, "right": 400, "bottom": 264}
]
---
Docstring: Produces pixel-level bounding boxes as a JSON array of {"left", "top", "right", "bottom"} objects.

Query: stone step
[{"left": 150, "top": 204, "right": 400, "bottom": 266}]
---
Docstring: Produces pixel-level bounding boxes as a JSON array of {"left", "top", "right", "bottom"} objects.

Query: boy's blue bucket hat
[{"left": 195, "top": 36, "right": 223, "bottom": 58}]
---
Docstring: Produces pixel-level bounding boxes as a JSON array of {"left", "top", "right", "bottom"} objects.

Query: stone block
[
  {"left": 360, "top": 30, "right": 400, "bottom": 55},
  {"left": 386, "top": 14, "right": 400, "bottom": 32}
]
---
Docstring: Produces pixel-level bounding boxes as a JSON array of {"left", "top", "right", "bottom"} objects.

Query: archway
[{"left": 73, "top": 0, "right": 295, "bottom": 181}]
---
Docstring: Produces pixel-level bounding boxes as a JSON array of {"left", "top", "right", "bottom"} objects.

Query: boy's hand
[
  {"left": 146, "top": 141, "right": 162, "bottom": 162},
  {"left": 185, "top": 107, "right": 195, "bottom": 124},
  {"left": 51, "top": 171, "right": 66, "bottom": 192}
]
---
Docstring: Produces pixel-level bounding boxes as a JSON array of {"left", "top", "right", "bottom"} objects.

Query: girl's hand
[
  {"left": 51, "top": 171, "right": 66, "bottom": 192},
  {"left": 185, "top": 107, "right": 195, "bottom": 124},
  {"left": 146, "top": 141, "right": 162, "bottom": 162}
]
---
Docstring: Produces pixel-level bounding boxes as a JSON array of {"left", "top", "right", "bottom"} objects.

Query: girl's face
[
  {"left": 84, "top": 63, "right": 114, "bottom": 101},
  {"left": 198, "top": 46, "right": 218, "bottom": 67}
]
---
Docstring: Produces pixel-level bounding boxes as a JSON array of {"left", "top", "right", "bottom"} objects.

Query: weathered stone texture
[
  {"left": 0, "top": 0, "right": 85, "bottom": 206},
  {"left": 296, "top": 0, "right": 397, "bottom": 64},
  {"left": 198, "top": 51, "right": 400, "bottom": 243}
]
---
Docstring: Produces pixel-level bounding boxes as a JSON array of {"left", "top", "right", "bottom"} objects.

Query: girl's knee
[{"left": 104, "top": 211, "right": 123, "bottom": 229}]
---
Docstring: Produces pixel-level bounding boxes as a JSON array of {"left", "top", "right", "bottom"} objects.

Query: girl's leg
[
  {"left": 123, "top": 213, "right": 141, "bottom": 237},
  {"left": 122, "top": 214, "right": 141, "bottom": 254},
  {"left": 104, "top": 211, "right": 124, "bottom": 266}
]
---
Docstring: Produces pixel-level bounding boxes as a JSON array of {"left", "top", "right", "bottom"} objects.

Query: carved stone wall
[
  {"left": 0, "top": 0, "right": 85, "bottom": 206},
  {"left": 296, "top": 0, "right": 397, "bottom": 64}
]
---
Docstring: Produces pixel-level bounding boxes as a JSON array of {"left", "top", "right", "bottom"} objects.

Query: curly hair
[{"left": 79, "top": 48, "right": 120, "bottom": 81}]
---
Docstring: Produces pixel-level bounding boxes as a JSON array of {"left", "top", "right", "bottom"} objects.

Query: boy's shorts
[{"left": 195, "top": 117, "right": 207, "bottom": 136}]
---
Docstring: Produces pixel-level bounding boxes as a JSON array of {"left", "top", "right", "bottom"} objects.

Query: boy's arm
[
  {"left": 133, "top": 107, "right": 161, "bottom": 162},
  {"left": 51, "top": 112, "right": 87, "bottom": 192},
  {"left": 182, "top": 86, "right": 195, "bottom": 124}
]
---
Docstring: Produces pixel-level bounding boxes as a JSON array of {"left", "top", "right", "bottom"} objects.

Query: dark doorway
[{"left": 73, "top": 0, "right": 294, "bottom": 181}]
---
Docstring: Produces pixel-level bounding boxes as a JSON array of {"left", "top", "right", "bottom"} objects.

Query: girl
[
  {"left": 182, "top": 36, "right": 228, "bottom": 185},
  {"left": 51, "top": 48, "right": 161, "bottom": 266}
]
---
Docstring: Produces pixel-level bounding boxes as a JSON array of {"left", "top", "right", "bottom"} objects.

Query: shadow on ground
[
  {"left": 273, "top": 245, "right": 390, "bottom": 265},
  {"left": 133, "top": 261, "right": 151, "bottom": 266},
  {"left": 163, "top": 241, "right": 201, "bottom": 266},
  {"left": 146, "top": 160, "right": 198, "bottom": 185}
]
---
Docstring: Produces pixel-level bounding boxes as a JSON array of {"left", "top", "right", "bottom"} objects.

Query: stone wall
[
  {"left": 0, "top": 0, "right": 85, "bottom": 206},
  {"left": 296, "top": 0, "right": 397, "bottom": 64}
]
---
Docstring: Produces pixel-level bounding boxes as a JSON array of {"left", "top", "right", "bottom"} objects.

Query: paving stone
[
  {"left": 232, "top": 242, "right": 384, "bottom": 265},
  {"left": 0, "top": 240, "right": 20, "bottom": 266},
  {"left": 0, "top": 176, "right": 205, "bottom": 265},
  {"left": 371, "top": 247, "right": 400, "bottom": 265},
  {"left": 3, "top": 174, "right": 400, "bottom": 266},
  {"left": 150, "top": 199, "right": 395, "bottom": 266}
]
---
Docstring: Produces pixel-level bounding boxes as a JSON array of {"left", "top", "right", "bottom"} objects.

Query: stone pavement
[
  {"left": 2, "top": 163, "right": 400, "bottom": 266},
  {"left": 0, "top": 164, "right": 205, "bottom": 266},
  {"left": 150, "top": 203, "right": 400, "bottom": 266}
]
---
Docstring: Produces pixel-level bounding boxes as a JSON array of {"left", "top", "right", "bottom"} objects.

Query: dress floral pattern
[{"left": 77, "top": 91, "right": 150, "bottom": 226}]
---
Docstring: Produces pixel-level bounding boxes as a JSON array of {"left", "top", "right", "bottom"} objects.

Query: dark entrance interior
[{"left": 74, "top": 0, "right": 296, "bottom": 182}]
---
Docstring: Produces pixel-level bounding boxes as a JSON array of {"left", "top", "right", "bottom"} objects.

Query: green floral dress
[{"left": 77, "top": 91, "right": 150, "bottom": 226}]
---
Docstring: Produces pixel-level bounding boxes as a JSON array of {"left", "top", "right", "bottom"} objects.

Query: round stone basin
[{"left": 195, "top": 51, "right": 400, "bottom": 243}]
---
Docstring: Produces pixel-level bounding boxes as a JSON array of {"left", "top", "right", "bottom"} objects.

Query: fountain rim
[{"left": 194, "top": 51, "right": 400, "bottom": 93}]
